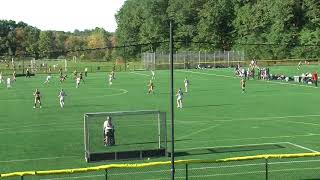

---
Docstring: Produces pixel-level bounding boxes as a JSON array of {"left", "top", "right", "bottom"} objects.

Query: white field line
[
  {"left": 0, "top": 123, "right": 158, "bottom": 135},
  {"left": 180, "top": 70, "right": 318, "bottom": 89},
  {"left": 0, "top": 88, "right": 129, "bottom": 102},
  {"left": 2, "top": 113, "right": 319, "bottom": 131},
  {"left": 179, "top": 125, "right": 220, "bottom": 139},
  {"left": 176, "top": 141, "right": 319, "bottom": 153},
  {"left": 178, "top": 70, "right": 236, "bottom": 79},
  {"left": 130, "top": 71, "right": 150, "bottom": 77},
  {"left": 0, "top": 121, "right": 192, "bottom": 133},
  {"left": 33, "top": 142, "right": 320, "bottom": 180},
  {"left": 76, "top": 88, "right": 128, "bottom": 99},
  {"left": 146, "top": 167, "right": 320, "bottom": 180},
  {"left": 176, "top": 114, "right": 320, "bottom": 123},
  {"left": 0, "top": 127, "right": 83, "bottom": 135},
  {"left": 265, "top": 80, "right": 318, "bottom": 89},
  {"left": 177, "top": 133, "right": 320, "bottom": 144},
  {"left": 243, "top": 114, "right": 320, "bottom": 121},
  {"left": 41, "top": 175, "right": 104, "bottom": 180},
  {"left": 176, "top": 141, "right": 289, "bottom": 151},
  {"left": 0, "top": 156, "right": 77, "bottom": 163},
  {"left": 40, "top": 159, "right": 320, "bottom": 180},
  {"left": 287, "top": 121, "right": 320, "bottom": 126},
  {"left": 286, "top": 142, "right": 319, "bottom": 153},
  {"left": 2, "top": 125, "right": 317, "bottom": 138},
  {"left": 0, "top": 121, "right": 78, "bottom": 131}
]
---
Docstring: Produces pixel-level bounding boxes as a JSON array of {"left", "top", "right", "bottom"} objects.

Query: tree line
[
  {"left": 0, "top": 20, "right": 114, "bottom": 60},
  {"left": 115, "top": 0, "right": 320, "bottom": 60},
  {"left": 1, "top": 0, "right": 320, "bottom": 61}
]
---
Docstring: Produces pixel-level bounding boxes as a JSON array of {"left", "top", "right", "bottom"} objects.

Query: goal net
[
  {"left": 141, "top": 52, "right": 156, "bottom": 71},
  {"left": 84, "top": 110, "right": 167, "bottom": 162},
  {"left": 30, "top": 58, "right": 67, "bottom": 74}
]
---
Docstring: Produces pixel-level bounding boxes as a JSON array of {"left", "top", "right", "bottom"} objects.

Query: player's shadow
[
  {"left": 170, "top": 144, "right": 285, "bottom": 157},
  {"left": 119, "top": 138, "right": 191, "bottom": 146},
  {"left": 184, "top": 104, "right": 233, "bottom": 108}
]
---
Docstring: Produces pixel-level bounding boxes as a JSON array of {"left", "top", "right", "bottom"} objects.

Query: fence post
[
  {"left": 105, "top": 169, "right": 108, "bottom": 180},
  {"left": 213, "top": 52, "right": 215, "bottom": 67},
  {"left": 265, "top": 159, "right": 269, "bottom": 180},
  {"left": 198, "top": 51, "right": 201, "bottom": 66},
  {"left": 205, "top": 50, "right": 207, "bottom": 63},
  {"left": 21, "top": 175, "right": 24, "bottom": 180},
  {"left": 185, "top": 163, "right": 189, "bottom": 180},
  {"left": 228, "top": 51, "right": 230, "bottom": 67}
]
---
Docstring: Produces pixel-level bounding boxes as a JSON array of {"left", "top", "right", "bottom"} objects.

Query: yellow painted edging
[{"left": 2, "top": 152, "right": 320, "bottom": 178}]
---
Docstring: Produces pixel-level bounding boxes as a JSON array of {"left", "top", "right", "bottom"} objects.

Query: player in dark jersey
[
  {"left": 111, "top": 70, "right": 115, "bottom": 80},
  {"left": 60, "top": 74, "right": 67, "bottom": 83},
  {"left": 26, "top": 68, "right": 31, "bottom": 78},
  {"left": 59, "top": 68, "right": 63, "bottom": 76},
  {"left": 79, "top": 72, "right": 85, "bottom": 83},
  {"left": 33, "top": 89, "right": 42, "bottom": 108},
  {"left": 241, "top": 79, "right": 246, "bottom": 93},
  {"left": 148, "top": 80, "right": 154, "bottom": 94},
  {"left": 73, "top": 70, "right": 78, "bottom": 79}
]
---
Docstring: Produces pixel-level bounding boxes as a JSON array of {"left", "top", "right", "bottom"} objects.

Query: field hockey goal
[
  {"left": 30, "top": 58, "right": 67, "bottom": 73},
  {"left": 84, "top": 110, "right": 167, "bottom": 162}
]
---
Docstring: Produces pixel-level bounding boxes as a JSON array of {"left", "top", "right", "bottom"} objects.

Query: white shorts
[{"left": 60, "top": 97, "right": 64, "bottom": 102}]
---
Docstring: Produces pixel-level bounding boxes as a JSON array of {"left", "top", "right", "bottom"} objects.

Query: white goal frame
[
  {"left": 30, "top": 58, "right": 67, "bottom": 73},
  {"left": 83, "top": 110, "right": 167, "bottom": 162}
]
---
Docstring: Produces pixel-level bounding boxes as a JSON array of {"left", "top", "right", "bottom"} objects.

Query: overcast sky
[{"left": 0, "top": 0, "right": 126, "bottom": 32}]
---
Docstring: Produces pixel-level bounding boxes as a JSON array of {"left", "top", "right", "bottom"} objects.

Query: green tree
[
  {"left": 0, "top": 20, "right": 17, "bottom": 56},
  {"left": 167, "top": 0, "right": 206, "bottom": 50},
  {"left": 138, "top": 0, "right": 169, "bottom": 52},
  {"left": 293, "top": 0, "right": 320, "bottom": 58},
  {"left": 115, "top": 0, "right": 147, "bottom": 59},
  {"left": 196, "top": 0, "right": 235, "bottom": 51},
  {"left": 38, "top": 31, "right": 55, "bottom": 58}
]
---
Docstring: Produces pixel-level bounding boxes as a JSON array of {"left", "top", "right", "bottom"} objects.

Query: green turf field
[{"left": 1, "top": 65, "right": 320, "bottom": 179}]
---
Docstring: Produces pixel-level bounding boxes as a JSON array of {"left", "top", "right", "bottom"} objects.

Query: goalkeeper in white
[
  {"left": 103, "top": 116, "right": 115, "bottom": 146},
  {"left": 58, "top": 89, "right": 66, "bottom": 108}
]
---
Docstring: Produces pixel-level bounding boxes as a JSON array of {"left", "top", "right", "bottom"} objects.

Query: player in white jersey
[
  {"left": 6, "top": 77, "right": 11, "bottom": 88},
  {"left": 13, "top": 71, "right": 16, "bottom": 81},
  {"left": 184, "top": 77, "right": 190, "bottom": 92},
  {"left": 297, "top": 61, "right": 302, "bottom": 70},
  {"left": 44, "top": 74, "right": 52, "bottom": 84},
  {"left": 58, "top": 89, "right": 66, "bottom": 108},
  {"left": 84, "top": 67, "right": 88, "bottom": 77},
  {"left": 76, "top": 77, "right": 81, "bottom": 88},
  {"left": 151, "top": 70, "right": 155, "bottom": 80},
  {"left": 103, "top": 116, "right": 115, "bottom": 146},
  {"left": 108, "top": 73, "right": 113, "bottom": 86},
  {"left": 176, "top": 88, "right": 183, "bottom": 108}
]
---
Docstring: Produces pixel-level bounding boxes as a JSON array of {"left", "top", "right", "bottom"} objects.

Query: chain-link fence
[{"left": 142, "top": 51, "right": 245, "bottom": 70}]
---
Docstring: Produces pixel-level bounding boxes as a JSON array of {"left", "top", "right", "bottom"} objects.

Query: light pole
[{"left": 169, "top": 20, "right": 175, "bottom": 180}]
